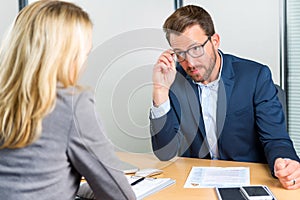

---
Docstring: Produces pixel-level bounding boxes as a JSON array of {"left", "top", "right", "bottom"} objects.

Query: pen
[{"left": 131, "top": 177, "right": 145, "bottom": 186}]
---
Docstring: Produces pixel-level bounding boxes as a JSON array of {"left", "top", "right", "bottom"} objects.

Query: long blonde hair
[{"left": 0, "top": 0, "right": 93, "bottom": 149}]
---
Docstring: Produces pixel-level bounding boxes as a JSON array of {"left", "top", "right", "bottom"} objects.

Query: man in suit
[{"left": 150, "top": 5, "right": 300, "bottom": 190}]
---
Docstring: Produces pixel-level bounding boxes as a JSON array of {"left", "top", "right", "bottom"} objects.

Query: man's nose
[{"left": 184, "top": 54, "right": 197, "bottom": 67}]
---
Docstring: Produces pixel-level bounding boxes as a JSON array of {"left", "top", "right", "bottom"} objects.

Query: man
[{"left": 150, "top": 5, "right": 300, "bottom": 190}]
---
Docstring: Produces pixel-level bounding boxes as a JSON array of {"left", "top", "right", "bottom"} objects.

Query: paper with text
[{"left": 184, "top": 166, "right": 250, "bottom": 188}]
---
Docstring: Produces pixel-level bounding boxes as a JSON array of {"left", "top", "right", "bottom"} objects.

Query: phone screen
[
  {"left": 241, "top": 186, "right": 274, "bottom": 200},
  {"left": 216, "top": 187, "right": 246, "bottom": 200},
  {"left": 242, "top": 186, "right": 269, "bottom": 196}
]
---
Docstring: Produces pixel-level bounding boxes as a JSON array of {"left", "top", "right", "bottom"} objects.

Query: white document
[
  {"left": 127, "top": 175, "right": 176, "bottom": 200},
  {"left": 184, "top": 166, "right": 250, "bottom": 188}
]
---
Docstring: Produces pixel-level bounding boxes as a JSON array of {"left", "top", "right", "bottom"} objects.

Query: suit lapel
[
  {"left": 217, "top": 52, "right": 235, "bottom": 138},
  {"left": 216, "top": 79, "right": 227, "bottom": 138},
  {"left": 184, "top": 77, "right": 207, "bottom": 137},
  {"left": 184, "top": 79, "right": 210, "bottom": 158}
]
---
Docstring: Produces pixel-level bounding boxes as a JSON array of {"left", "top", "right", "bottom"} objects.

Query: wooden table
[{"left": 117, "top": 152, "right": 300, "bottom": 200}]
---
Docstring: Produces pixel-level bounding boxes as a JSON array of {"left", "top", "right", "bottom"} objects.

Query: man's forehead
[
  {"left": 169, "top": 25, "right": 206, "bottom": 49},
  {"left": 169, "top": 33, "right": 197, "bottom": 50}
]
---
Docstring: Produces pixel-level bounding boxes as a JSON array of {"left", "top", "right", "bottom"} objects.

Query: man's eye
[
  {"left": 176, "top": 52, "right": 185, "bottom": 57},
  {"left": 192, "top": 46, "right": 201, "bottom": 51}
]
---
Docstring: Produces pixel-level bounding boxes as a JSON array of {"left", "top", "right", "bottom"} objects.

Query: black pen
[{"left": 131, "top": 177, "right": 145, "bottom": 186}]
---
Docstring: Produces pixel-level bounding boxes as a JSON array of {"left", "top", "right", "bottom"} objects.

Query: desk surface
[{"left": 117, "top": 152, "right": 300, "bottom": 200}]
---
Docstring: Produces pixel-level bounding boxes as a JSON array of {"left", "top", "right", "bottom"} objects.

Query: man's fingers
[
  {"left": 275, "top": 159, "right": 300, "bottom": 190},
  {"left": 274, "top": 158, "right": 286, "bottom": 171},
  {"left": 281, "top": 177, "right": 299, "bottom": 190},
  {"left": 157, "top": 51, "right": 175, "bottom": 67}
]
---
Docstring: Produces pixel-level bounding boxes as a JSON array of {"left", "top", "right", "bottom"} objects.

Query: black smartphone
[
  {"left": 240, "top": 185, "right": 274, "bottom": 200},
  {"left": 215, "top": 187, "right": 246, "bottom": 200}
]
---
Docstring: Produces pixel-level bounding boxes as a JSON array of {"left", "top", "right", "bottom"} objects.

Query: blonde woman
[{"left": 0, "top": 1, "right": 136, "bottom": 199}]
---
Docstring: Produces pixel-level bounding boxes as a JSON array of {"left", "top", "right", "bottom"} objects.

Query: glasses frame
[{"left": 172, "top": 36, "right": 211, "bottom": 63}]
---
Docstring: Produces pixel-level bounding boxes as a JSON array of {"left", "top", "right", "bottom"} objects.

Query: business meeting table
[{"left": 117, "top": 152, "right": 300, "bottom": 200}]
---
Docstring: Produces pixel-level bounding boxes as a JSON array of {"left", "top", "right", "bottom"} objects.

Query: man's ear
[{"left": 211, "top": 33, "right": 220, "bottom": 48}]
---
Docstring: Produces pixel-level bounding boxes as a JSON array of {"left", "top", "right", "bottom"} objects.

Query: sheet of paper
[{"left": 184, "top": 166, "right": 250, "bottom": 188}]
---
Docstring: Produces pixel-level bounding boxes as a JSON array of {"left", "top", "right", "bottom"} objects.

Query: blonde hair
[{"left": 0, "top": 0, "right": 93, "bottom": 148}]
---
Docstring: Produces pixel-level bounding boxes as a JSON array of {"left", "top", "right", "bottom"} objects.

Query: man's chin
[{"left": 191, "top": 75, "right": 204, "bottom": 83}]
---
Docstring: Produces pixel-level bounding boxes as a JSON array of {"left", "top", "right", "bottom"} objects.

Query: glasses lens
[
  {"left": 172, "top": 52, "right": 185, "bottom": 62},
  {"left": 171, "top": 53, "right": 178, "bottom": 62},
  {"left": 188, "top": 45, "right": 204, "bottom": 58}
]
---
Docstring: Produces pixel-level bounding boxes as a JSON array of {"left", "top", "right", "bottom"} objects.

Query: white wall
[
  {"left": 2, "top": 1, "right": 283, "bottom": 154},
  {"left": 73, "top": 0, "right": 174, "bottom": 153},
  {"left": 0, "top": 1, "right": 18, "bottom": 40}
]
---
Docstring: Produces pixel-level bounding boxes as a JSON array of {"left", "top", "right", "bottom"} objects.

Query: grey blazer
[{"left": 0, "top": 87, "right": 136, "bottom": 200}]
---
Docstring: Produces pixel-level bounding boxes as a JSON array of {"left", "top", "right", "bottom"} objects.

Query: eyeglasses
[{"left": 172, "top": 36, "right": 211, "bottom": 62}]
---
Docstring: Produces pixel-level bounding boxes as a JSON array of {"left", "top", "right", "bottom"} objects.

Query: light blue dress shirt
[{"left": 194, "top": 78, "right": 220, "bottom": 159}]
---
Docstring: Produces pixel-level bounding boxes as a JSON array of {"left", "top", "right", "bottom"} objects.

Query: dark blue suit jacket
[{"left": 150, "top": 51, "right": 299, "bottom": 174}]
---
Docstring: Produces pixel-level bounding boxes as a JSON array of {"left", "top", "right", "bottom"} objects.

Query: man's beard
[{"left": 190, "top": 48, "right": 217, "bottom": 83}]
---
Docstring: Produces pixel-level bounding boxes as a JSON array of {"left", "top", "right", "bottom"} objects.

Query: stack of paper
[{"left": 127, "top": 175, "right": 175, "bottom": 199}]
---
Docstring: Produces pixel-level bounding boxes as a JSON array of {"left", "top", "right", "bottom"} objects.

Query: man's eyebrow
[{"left": 172, "top": 42, "right": 199, "bottom": 51}]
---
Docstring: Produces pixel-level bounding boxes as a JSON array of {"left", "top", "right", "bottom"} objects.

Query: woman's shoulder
[{"left": 56, "top": 86, "right": 94, "bottom": 109}]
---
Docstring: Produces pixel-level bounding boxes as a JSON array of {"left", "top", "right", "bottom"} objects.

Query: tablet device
[{"left": 215, "top": 187, "right": 246, "bottom": 200}]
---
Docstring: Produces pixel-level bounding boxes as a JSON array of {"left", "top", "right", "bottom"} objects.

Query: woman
[{"left": 0, "top": 1, "right": 136, "bottom": 199}]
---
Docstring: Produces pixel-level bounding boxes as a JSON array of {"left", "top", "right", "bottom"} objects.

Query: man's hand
[
  {"left": 274, "top": 158, "right": 300, "bottom": 190},
  {"left": 152, "top": 50, "right": 177, "bottom": 107}
]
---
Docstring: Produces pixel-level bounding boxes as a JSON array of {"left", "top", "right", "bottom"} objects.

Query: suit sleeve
[
  {"left": 150, "top": 90, "right": 183, "bottom": 161},
  {"left": 67, "top": 91, "right": 136, "bottom": 200},
  {"left": 254, "top": 66, "right": 300, "bottom": 175}
]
